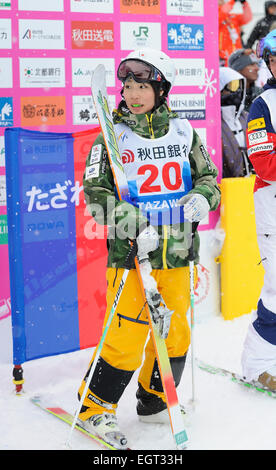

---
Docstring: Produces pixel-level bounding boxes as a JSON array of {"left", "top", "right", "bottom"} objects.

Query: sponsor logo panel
[
  {"left": 0, "top": 58, "right": 12, "bottom": 88},
  {"left": 166, "top": 0, "right": 204, "bottom": 16},
  {"left": 173, "top": 58, "right": 205, "bottom": 86},
  {"left": 0, "top": 1, "right": 11, "bottom": 9},
  {"left": 72, "top": 58, "right": 115, "bottom": 87},
  {"left": 168, "top": 23, "right": 204, "bottom": 51},
  {"left": 73, "top": 95, "right": 115, "bottom": 125},
  {"left": 0, "top": 214, "right": 8, "bottom": 245},
  {"left": 0, "top": 97, "right": 13, "bottom": 126},
  {"left": 21, "top": 96, "right": 66, "bottom": 126},
  {"left": 19, "top": 19, "right": 65, "bottom": 49},
  {"left": 19, "top": 58, "right": 65, "bottom": 88},
  {"left": 70, "top": 0, "right": 113, "bottom": 13},
  {"left": 71, "top": 21, "right": 114, "bottom": 49},
  {"left": 169, "top": 93, "right": 206, "bottom": 120},
  {"left": 18, "top": 0, "right": 64, "bottom": 11},
  {"left": 120, "top": 22, "right": 161, "bottom": 50},
  {"left": 120, "top": 0, "right": 160, "bottom": 14},
  {"left": 0, "top": 18, "right": 11, "bottom": 48}
]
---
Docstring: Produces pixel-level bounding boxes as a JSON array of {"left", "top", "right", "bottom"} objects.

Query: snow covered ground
[{"left": 1, "top": 311, "right": 276, "bottom": 452}]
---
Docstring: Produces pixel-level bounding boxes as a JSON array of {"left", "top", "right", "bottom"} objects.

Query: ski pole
[
  {"left": 65, "top": 243, "right": 137, "bottom": 448},
  {"left": 188, "top": 222, "right": 199, "bottom": 407}
]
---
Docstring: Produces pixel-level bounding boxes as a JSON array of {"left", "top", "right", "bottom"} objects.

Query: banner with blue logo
[
  {"left": 5, "top": 127, "right": 108, "bottom": 365},
  {"left": 168, "top": 23, "right": 204, "bottom": 51}
]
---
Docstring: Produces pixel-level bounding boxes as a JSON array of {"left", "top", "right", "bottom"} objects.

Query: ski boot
[{"left": 77, "top": 412, "right": 128, "bottom": 450}]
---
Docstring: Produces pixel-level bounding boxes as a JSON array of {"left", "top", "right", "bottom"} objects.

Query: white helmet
[{"left": 119, "top": 48, "right": 176, "bottom": 94}]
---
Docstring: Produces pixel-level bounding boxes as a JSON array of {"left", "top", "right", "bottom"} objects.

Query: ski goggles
[
  {"left": 117, "top": 59, "right": 163, "bottom": 83},
  {"left": 256, "top": 36, "right": 276, "bottom": 59},
  {"left": 224, "top": 79, "right": 241, "bottom": 92}
]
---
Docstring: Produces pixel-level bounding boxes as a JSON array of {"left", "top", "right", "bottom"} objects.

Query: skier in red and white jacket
[{"left": 242, "top": 29, "right": 276, "bottom": 390}]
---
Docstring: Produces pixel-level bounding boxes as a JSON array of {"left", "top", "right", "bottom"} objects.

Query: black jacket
[{"left": 246, "top": 1, "right": 276, "bottom": 48}]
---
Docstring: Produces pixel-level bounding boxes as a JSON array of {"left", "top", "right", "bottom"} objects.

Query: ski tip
[
  {"left": 176, "top": 439, "right": 189, "bottom": 450},
  {"left": 91, "top": 64, "right": 106, "bottom": 85},
  {"left": 30, "top": 394, "right": 41, "bottom": 403}
]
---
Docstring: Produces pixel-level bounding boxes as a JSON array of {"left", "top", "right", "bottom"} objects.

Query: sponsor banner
[
  {"left": 71, "top": 21, "right": 114, "bottom": 49},
  {"left": 120, "top": 0, "right": 160, "bottom": 15},
  {"left": 5, "top": 127, "right": 108, "bottom": 361},
  {"left": 1, "top": 0, "right": 221, "bottom": 360},
  {"left": 0, "top": 58, "right": 12, "bottom": 88},
  {"left": 19, "top": 58, "right": 65, "bottom": 88},
  {"left": 168, "top": 23, "right": 204, "bottom": 51},
  {"left": 169, "top": 93, "right": 206, "bottom": 120},
  {"left": 0, "top": 1, "right": 11, "bottom": 9},
  {"left": 21, "top": 96, "right": 66, "bottom": 127},
  {"left": 72, "top": 95, "right": 115, "bottom": 125},
  {"left": 120, "top": 22, "right": 161, "bottom": 50},
  {"left": 70, "top": 0, "right": 114, "bottom": 13},
  {"left": 174, "top": 58, "right": 205, "bottom": 86},
  {"left": 19, "top": 19, "right": 65, "bottom": 50},
  {"left": 72, "top": 58, "right": 115, "bottom": 88},
  {"left": 18, "top": 0, "right": 64, "bottom": 11},
  {"left": 167, "top": 0, "right": 204, "bottom": 16},
  {"left": 0, "top": 97, "right": 13, "bottom": 127},
  {"left": 0, "top": 214, "right": 7, "bottom": 244},
  {"left": 0, "top": 18, "right": 12, "bottom": 49}
]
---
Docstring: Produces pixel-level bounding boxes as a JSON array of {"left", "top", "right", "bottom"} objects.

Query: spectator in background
[
  {"left": 228, "top": 48, "right": 262, "bottom": 111},
  {"left": 220, "top": 66, "right": 254, "bottom": 177},
  {"left": 246, "top": 1, "right": 276, "bottom": 49},
  {"left": 219, "top": 0, "right": 253, "bottom": 66}
]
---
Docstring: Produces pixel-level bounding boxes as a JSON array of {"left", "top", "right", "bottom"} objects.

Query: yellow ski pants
[{"left": 78, "top": 265, "right": 196, "bottom": 419}]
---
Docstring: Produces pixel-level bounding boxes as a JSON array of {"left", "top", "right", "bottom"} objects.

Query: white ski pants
[{"left": 242, "top": 234, "right": 276, "bottom": 381}]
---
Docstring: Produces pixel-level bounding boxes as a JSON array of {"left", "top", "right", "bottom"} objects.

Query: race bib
[{"left": 115, "top": 119, "right": 193, "bottom": 225}]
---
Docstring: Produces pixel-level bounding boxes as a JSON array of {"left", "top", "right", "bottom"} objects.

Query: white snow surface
[{"left": 1, "top": 311, "right": 276, "bottom": 451}]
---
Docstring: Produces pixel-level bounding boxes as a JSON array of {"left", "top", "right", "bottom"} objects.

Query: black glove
[{"left": 235, "top": 0, "right": 247, "bottom": 3}]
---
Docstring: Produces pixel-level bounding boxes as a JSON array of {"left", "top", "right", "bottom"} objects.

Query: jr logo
[{"left": 133, "top": 26, "right": 148, "bottom": 38}]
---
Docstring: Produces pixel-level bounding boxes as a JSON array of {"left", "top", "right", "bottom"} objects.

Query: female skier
[
  {"left": 78, "top": 49, "right": 220, "bottom": 449},
  {"left": 242, "top": 30, "right": 276, "bottom": 391}
]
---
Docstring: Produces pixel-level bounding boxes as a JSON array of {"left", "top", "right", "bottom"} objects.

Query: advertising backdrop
[{"left": 0, "top": 0, "right": 221, "bottom": 363}]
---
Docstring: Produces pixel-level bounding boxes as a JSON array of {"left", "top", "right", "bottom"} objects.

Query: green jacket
[{"left": 83, "top": 103, "right": 220, "bottom": 269}]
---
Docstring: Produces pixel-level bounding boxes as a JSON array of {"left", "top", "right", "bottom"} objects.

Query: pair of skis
[
  {"left": 197, "top": 359, "right": 276, "bottom": 399},
  {"left": 78, "top": 64, "right": 189, "bottom": 450}
]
